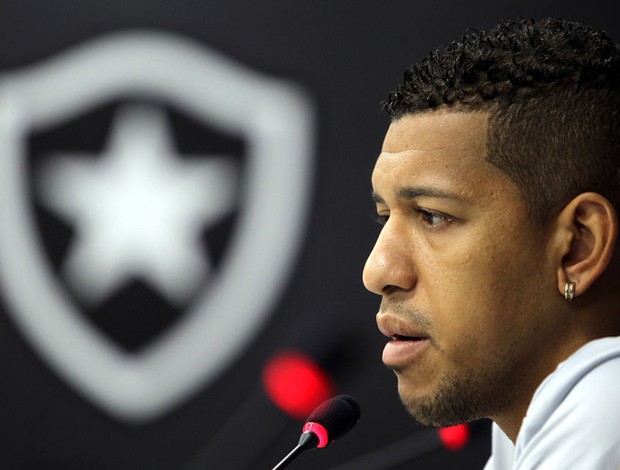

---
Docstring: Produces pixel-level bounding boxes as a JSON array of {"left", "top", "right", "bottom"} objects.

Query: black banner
[{"left": 0, "top": 1, "right": 616, "bottom": 468}]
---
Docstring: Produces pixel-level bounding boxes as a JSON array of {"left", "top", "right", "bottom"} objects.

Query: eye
[
  {"left": 373, "top": 212, "right": 389, "bottom": 226},
  {"left": 417, "top": 209, "right": 451, "bottom": 227}
]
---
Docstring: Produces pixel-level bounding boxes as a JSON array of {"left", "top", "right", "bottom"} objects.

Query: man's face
[{"left": 363, "top": 111, "right": 563, "bottom": 426}]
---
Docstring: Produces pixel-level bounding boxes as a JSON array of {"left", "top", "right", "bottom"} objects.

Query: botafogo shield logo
[{"left": 0, "top": 31, "right": 314, "bottom": 422}]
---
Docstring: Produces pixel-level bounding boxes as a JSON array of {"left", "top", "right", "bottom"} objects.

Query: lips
[
  {"left": 377, "top": 313, "right": 429, "bottom": 340},
  {"left": 377, "top": 314, "right": 431, "bottom": 368}
]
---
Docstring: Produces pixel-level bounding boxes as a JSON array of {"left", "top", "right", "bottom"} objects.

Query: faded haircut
[{"left": 384, "top": 18, "right": 620, "bottom": 222}]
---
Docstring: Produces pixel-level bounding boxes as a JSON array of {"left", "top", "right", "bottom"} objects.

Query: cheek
[{"left": 429, "top": 240, "right": 545, "bottom": 355}]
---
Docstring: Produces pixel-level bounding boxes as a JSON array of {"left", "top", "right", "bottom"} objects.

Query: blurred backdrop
[{"left": 0, "top": 1, "right": 617, "bottom": 469}]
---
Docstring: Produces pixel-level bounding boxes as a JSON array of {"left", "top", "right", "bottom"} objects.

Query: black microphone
[{"left": 272, "top": 394, "right": 361, "bottom": 470}]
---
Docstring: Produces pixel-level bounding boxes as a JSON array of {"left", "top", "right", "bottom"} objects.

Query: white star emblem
[{"left": 37, "top": 104, "right": 238, "bottom": 306}]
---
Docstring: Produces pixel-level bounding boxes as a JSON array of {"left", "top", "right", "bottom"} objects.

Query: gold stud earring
[{"left": 564, "top": 281, "right": 576, "bottom": 301}]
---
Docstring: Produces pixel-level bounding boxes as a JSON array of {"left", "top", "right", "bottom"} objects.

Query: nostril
[{"left": 381, "top": 284, "right": 400, "bottom": 295}]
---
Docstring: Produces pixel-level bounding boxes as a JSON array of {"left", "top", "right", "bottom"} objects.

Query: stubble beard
[
  {"left": 382, "top": 301, "right": 528, "bottom": 427},
  {"left": 398, "top": 352, "right": 522, "bottom": 427}
]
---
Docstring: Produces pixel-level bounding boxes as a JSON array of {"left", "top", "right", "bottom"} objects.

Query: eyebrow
[{"left": 372, "top": 186, "right": 467, "bottom": 204}]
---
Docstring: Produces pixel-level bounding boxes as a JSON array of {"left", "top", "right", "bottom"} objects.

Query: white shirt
[{"left": 484, "top": 336, "right": 620, "bottom": 469}]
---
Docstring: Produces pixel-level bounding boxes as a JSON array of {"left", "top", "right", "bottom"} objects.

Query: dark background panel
[{"left": 0, "top": 1, "right": 617, "bottom": 469}]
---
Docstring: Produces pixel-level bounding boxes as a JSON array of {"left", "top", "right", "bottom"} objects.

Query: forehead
[
  {"left": 373, "top": 111, "right": 514, "bottom": 201},
  {"left": 382, "top": 110, "right": 489, "bottom": 155}
]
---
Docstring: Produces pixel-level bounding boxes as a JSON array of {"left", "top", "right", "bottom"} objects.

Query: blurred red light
[
  {"left": 437, "top": 423, "right": 470, "bottom": 451},
  {"left": 262, "top": 350, "right": 336, "bottom": 419}
]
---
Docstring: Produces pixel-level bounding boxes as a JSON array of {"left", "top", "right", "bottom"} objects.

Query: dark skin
[{"left": 364, "top": 110, "right": 620, "bottom": 442}]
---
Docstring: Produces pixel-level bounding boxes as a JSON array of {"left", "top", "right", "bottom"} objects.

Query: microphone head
[{"left": 305, "top": 394, "right": 361, "bottom": 442}]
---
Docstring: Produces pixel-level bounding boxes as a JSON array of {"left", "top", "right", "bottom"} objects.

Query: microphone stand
[{"left": 272, "top": 431, "right": 318, "bottom": 470}]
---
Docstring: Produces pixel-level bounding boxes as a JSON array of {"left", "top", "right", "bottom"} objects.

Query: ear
[{"left": 555, "top": 192, "right": 618, "bottom": 298}]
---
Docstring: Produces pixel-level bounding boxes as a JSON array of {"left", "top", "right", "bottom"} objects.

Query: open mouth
[
  {"left": 391, "top": 334, "right": 427, "bottom": 341},
  {"left": 382, "top": 334, "right": 430, "bottom": 367},
  {"left": 376, "top": 314, "right": 431, "bottom": 366}
]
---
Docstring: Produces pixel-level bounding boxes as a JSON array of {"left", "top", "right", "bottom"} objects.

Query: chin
[{"left": 398, "top": 376, "right": 485, "bottom": 427}]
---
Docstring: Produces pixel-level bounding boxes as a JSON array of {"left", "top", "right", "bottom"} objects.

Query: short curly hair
[{"left": 384, "top": 18, "right": 620, "bottom": 222}]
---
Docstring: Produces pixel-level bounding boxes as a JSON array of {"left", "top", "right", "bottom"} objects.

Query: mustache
[
  {"left": 378, "top": 299, "right": 439, "bottom": 346},
  {"left": 379, "top": 300, "right": 432, "bottom": 329}
]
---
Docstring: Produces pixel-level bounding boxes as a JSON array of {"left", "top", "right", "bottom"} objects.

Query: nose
[{"left": 362, "top": 222, "right": 417, "bottom": 296}]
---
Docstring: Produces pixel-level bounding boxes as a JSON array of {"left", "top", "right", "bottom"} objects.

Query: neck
[
  {"left": 492, "top": 321, "right": 620, "bottom": 443},
  {"left": 490, "top": 331, "right": 595, "bottom": 443}
]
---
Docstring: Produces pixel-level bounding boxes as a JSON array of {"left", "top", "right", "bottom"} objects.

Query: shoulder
[
  {"left": 515, "top": 336, "right": 620, "bottom": 469},
  {"left": 484, "top": 424, "right": 515, "bottom": 470}
]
